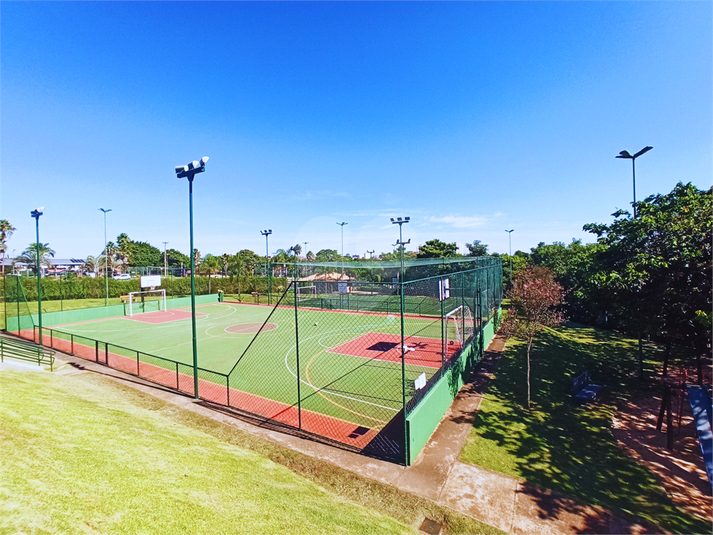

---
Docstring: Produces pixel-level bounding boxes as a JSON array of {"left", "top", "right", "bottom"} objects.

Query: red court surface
[
  {"left": 329, "top": 332, "right": 451, "bottom": 369},
  {"left": 126, "top": 309, "right": 208, "bottom": 324}
]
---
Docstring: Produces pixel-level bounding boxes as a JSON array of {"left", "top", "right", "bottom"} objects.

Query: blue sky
[{"left": 1, "top": 1, "right": 711, "bottom": 260}]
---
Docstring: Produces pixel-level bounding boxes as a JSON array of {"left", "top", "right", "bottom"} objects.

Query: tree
[
  {"left": 116, "top": 233, "right": 131, "bottom": 264},
  {"left": 291, "top": 244, "right": 302, "bottom": 257},
  {"left": 128, "top": 241, "right": 162, "bottom": 267},
  {"left": 584, "top": 182, "right": 712, "bottom": 382},
  {"left": 466, "top": 240, "right": 488, "bottom": 256},
  {"left": 315, "top": 249, "right": 339, "bottom": 262},
  {"left": 82, "top": 255, "right": 102, "bottom": 274},
  {"left": 166, "top": 248, "right": 190, "bottom": 269},
  {"left": 417, "top": 239, "right": 459, "bottom": 258},
  {"left": 16, "top": 243, "right": 56, "bottom": 274},
  {"left": 200, "top": 254, "right": 222, "bottom": 293},
  {"left": 227, "top": 254, "right": 247, "bottom": 299},
  {"left": 0, "top": 219, "right": 16, "bottom": 275},
  {"left": 501, "top": 266, "right": 565, "bottom": 409}
]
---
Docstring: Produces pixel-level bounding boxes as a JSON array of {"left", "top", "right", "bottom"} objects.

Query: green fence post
[{"left": 293, "top": 280, "right": 302, "bottom": 429}]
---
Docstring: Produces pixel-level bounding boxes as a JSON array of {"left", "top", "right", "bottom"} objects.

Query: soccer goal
[
  {"left": 297, "top": 285, "right": 317, "bottom": 302},
  {"left": 444, "top": 304, "right": 475, "bottom": 358},
  {"left": 127, "top": 289, "right": 167, "bottom": 317}
]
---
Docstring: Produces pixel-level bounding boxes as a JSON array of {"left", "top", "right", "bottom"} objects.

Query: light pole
[
  {"left": 163, "top": 242, "right": 168, "bottom": 276},
  {"left": 616, "top": 146, "right": 653, "bottom": 218},
  {"left": 175, "top": 156, "right": 209, "bottom": 399},
  {"left": 261, "top": 230, "right": 273, "bottom": 304},
  {"left": 367, "top": 250, "right": 375, "bottom": 259},
  {"left": 337, "top": 222, "right": 347, "bottom": 277},
  {"left": 505, "top": 229, "right": 514, "bottom": 283},
  {"left": 30, "top": 207, "right": 44, "bottom": 346},
  {"left": 390, "top": 216, "right": 410, "bottom": 463},
  {"left": 99, "top": 208, "right": 112, "bottom": 306},
  {"left": 303, "top": 242, "right": 309, "bottom": 260}
]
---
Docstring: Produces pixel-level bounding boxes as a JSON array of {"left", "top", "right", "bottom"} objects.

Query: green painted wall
[
  {"left": 405, "top": 307, "right": 501, "bottom": 465},
  {"left": 5, "top": 294, "right": 220, "bottom": 332}
]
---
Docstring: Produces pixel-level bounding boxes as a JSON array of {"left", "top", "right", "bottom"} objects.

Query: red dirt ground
[
  {"left": 329, "top": 332, "right": 458, "bottom": 369},
  {"left": 126, "top": 309, "right": 208, "bottom": 324},
  {"left": 611, "top": 381, "right": 712, "bottom": 524}
]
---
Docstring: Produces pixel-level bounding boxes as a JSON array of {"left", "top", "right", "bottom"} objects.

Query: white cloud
[
  {"left": 429, "top": 215, "right": 492, "bottom": 228},
  {"left": 292, "top": 190, "right": 349, "bottom": 201}
]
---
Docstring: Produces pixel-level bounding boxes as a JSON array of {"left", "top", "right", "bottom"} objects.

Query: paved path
[{"left": 43, "top": 335, "right": 654, "bottom": 534}]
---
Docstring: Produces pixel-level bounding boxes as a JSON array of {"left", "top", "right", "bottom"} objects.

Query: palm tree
[
  {"left": 82, "top": 255, "right": 102, "bottom": 274},
  {"left": 116, "top": 233, "right": 131, "bottom": 264},
  {"left": 200, "top": 254, "right": 221, "bottom": 293},
  {"left": 16, "top": 243, "right": 56, "bottom": 275},
  {"left": 0, "top": 219, "right": 16, "bottom": 275},
  {"left": 227, "top": 254, "right": 247, "bottom": 301}
]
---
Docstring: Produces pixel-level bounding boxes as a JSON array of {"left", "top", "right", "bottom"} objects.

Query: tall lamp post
[
  {"left": 390, "top": 216, "right": 410, "bottom": 463},
  {"left": 616, "top": 146, "right": 653, "bottom": 218},
  {"left": 163, "top": 242, "right": 169, "bottom": 276},
  {"left": 505, "top": 229, "right": 514, "bottom": 283},
  {"left": 336, "top": 222, "right": 347, "bottom": 277},
  {"left": 261, "top": 230, "right": 272, "bottom": 304},
  {"left": 175, "top": 156, "right": 209, "bottom": 399},
  {"left": 99, "top": 208, "right": 112, "bottom": 306},
  {"left": 30, "top": 207, "right": 44, "bottom": 346}
]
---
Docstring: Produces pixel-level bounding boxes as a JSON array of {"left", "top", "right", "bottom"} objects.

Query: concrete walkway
[{"left": 43, "top": 336, "right": 653, "bottom": 535}]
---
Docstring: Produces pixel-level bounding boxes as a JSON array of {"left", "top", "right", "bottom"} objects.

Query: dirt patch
[
  {"left": 611, "top": 384, "right": 712, "bottom": 523},
  {"left": 225, "top": 322, "right": 277, "bottom": 334}
]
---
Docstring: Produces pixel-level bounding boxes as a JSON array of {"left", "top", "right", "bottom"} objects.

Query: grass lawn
[
  {"left": 460, "top": 323, "right": 710, "bottom": 534},
  {"left": 0, "top": 368, "right": 502, "bottom": 535}
]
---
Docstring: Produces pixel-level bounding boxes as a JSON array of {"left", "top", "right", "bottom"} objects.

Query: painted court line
[{"left": 126, "top": 309, "right": 208, "bottom": 324}]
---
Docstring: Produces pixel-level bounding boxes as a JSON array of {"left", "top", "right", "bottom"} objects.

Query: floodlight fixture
[
  {"left": 175, "top": 156, "right": 209, "bottom": 179},
  {"left": 616, "top": 146, "right": 652, "bottom": 218}
]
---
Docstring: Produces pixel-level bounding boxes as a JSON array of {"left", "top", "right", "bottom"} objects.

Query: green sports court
[{"left": 6, "top": 258, "right": 503, "bottom": 464}]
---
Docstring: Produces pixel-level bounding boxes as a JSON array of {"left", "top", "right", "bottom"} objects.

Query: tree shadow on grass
[{"left": 465, "top": 325, "right": 710, "bottom": 534}]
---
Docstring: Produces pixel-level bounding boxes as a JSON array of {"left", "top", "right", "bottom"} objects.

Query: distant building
[{"left": 3, "top": 258, "right": 86, "bottom": 276}]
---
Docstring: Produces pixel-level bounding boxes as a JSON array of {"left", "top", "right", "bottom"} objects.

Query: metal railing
[{"left": 0, "top": 334, "right": 56, "bottom": 371}]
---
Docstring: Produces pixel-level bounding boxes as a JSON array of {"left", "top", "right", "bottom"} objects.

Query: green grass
[
  {"left": 29, "top": 302, "right": 446, "bottom": 433},
  {"left": 0, "top": 369, "right": 502, "bottom": 535},
  {"left": 460, "top": 324, "right": 710, "bottom": 534}
]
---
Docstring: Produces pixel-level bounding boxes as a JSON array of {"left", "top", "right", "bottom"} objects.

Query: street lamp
[
  {"left": 505, "top": 229, "right": 514, "bottom": 283},
  {"left": 367, "top": 250, "right": 375, "bottom": 259},
  {"left": 99, "top": 208, "right": 112, "bottom": 306},
  {"left": 616, "top": 146, "right": 653, "bottom": 218},
  {"left": 163, "top": 242, "right": 168, "bottom": 276},
  {"left": 175, "top": 156, "right": 209, "bottom": 399},
  {"left": 30, "top": 207, "right": 44, "bottom": 346},
  {"left": 337, "top": 222, "right": 347, "bottom": 277},
  {"left": 261, "top": 229, "right": 272, "bottom": 304}
]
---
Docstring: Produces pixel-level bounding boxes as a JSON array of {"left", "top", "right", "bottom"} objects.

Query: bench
[
  {"left": 572, "top": 371, "right": 602, "bottom": 404},
  {"left": 120, "top": 295, "right": 132, "bottom": 304}
]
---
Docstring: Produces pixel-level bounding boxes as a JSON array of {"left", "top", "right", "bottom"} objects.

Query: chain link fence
[{"left": 1, "top": 258, "right": 502, "bottom": 464}]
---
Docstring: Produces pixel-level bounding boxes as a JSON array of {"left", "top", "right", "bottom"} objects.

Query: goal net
[
  {"left": 297, "top": 285, "right": 317, "bottom": 302},
  {"left": 127, "top": 289, "right": 167, "bottom": 317},
  {"left": 444, "top": 304, "right": 475, "bottom": 359}
]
